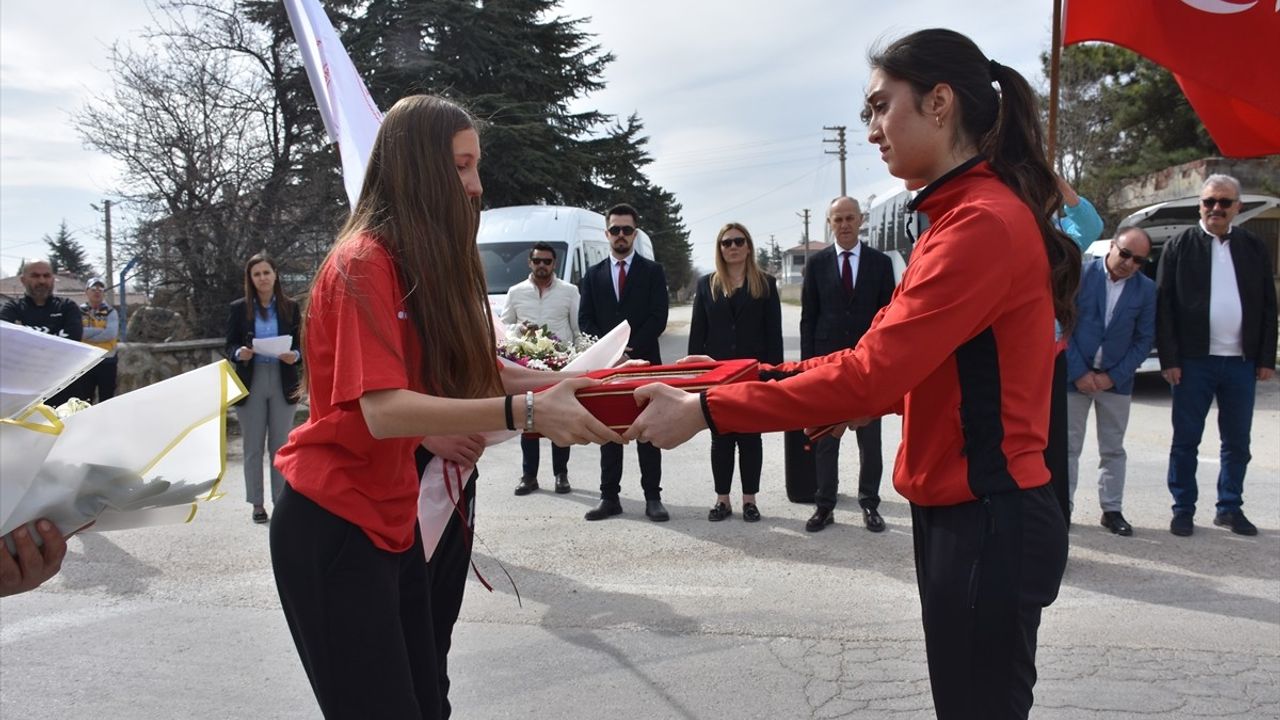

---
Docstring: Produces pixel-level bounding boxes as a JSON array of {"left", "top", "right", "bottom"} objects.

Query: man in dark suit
[
  {"left": 1065, "top": 227, "right": 1157, "bottom": 537},
  {"left": 800, "top": 196, "right": 895, "bottom": 533},
  {"left": 578, "top": 203, "right": 670, "bottom": 522},
  {"left": 1157, "top": 174, "right": 1277, "bottom": 538}
]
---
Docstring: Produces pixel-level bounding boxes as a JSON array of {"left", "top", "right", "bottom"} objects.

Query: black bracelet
[{"left": 504, "top": 394, "right": 516, "bottom": 431}]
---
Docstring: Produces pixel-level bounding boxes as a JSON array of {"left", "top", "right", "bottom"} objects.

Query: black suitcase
[{"left": 784, "top": 430, "right": 817, "bottom": 503}]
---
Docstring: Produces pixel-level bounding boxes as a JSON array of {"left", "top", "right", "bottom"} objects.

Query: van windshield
[{"left": 480, "top": 241, "right": 569, "bottom": 294}]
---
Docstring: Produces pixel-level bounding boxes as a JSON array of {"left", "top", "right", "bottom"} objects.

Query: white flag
[{"left": 282, "top": 0, "right": 384, "bottom": 208}]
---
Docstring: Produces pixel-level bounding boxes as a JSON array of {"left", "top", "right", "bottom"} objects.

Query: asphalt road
[{"left": 2, "top": 302, "right": 1277, "bottom": 719}]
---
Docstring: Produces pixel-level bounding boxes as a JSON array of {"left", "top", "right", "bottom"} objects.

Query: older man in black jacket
[
  {"left": 579, "top": 203, "right": 670, "bottom": 522},
  {"left": 1157, "top": 174, "right": 1277, "bottom": 538},
  {"left": 800, "top": 197, "right": 896, "bottom": 533}
]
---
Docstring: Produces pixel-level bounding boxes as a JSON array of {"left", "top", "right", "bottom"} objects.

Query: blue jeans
[{"left": 1167, "top": 356, "right": 1257, "bottom": 516}]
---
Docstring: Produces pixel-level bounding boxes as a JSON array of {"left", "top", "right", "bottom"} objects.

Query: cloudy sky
[{"left": 0, "top": 0, "right": 1061, "bottom": 280}]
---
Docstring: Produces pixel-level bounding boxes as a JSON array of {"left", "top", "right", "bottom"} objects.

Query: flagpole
[{"left": 1048, "top": 0, "right": 1063, "bottom": 169}]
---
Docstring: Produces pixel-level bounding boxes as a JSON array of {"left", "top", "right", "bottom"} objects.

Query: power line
[{"left": 689, "top": 158, "right": 838, "bottom": 225}]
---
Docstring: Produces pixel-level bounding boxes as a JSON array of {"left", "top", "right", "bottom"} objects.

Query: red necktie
[
  {"left": 841, "top": 251, "right": 853, "bottom": 296},
  {"left": 616, "top": 260, "right": 627, "bottom": 300}
]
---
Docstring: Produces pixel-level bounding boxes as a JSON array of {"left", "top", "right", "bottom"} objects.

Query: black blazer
[
  {"left": 579, "top": 254, "right": 669, "bottom": 364},
  {"left": 1156, "top": 225, "right": 1278, "bottom": 370},
  {"left": 799, "top": 243, "right": 895, "bottom": 359},
  {"left": 688, "top": 273, "right": 784, "bottom": 364},
  {"left": 226, "top": 297, "right": 303, "bottom": 404}
]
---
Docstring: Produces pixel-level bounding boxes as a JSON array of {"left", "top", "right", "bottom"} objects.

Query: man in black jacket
[
  {"left": 1157, "top": 174, "right": 1277, "bottom": 537},
  {"left": 1, "top": 258, "right": 85, "bottom": 406},
  {"left": 579, "top": 203, "right": 670, "bottom": 521},
  {"left": 800, "top": 197, "right": 896, "bottom": 533}
]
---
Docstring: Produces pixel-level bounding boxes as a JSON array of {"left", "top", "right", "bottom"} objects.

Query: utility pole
[
  {"left": 91, "top": 200, "right": 115, "bottom": 304},
  {"left": 823, "top": 125, "right": 848, "bottom": 196},
  {"left": 797, "top": 209, "right": 811, "bottom": 280}
]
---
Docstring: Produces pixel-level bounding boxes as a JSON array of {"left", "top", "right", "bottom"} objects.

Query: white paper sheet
[
  {"left": 0, "top": 321, "right": 105, "bottom": 419},
  {"left": 252, "top": 335, "right": 293, "bottom": 358}
]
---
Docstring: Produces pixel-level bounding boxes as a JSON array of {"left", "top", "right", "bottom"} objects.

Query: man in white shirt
[
  {"left": 502, "top": 242, "right": 580, "bottom": 495},
  {"left": 1065, "top": 227, "right": 1156, "bottom": 537},
  {"left": 1157, "top": 174, "right": 1277, "bottom": 537}
]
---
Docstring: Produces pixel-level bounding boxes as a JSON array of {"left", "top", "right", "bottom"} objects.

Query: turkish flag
[{"left": 1063, "top": 0, "right": 1280, "bottom": 157}]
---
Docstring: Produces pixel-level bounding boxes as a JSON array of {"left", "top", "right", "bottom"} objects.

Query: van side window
[{"left": 570, "top": 247, "right": 583, "bottom": 284}]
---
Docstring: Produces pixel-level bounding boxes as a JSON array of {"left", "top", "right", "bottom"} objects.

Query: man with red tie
[
  {"left": 800, "top": 196, "right": 895, "bottom": 533},
  {"left": 578, "top": 203, "right": 671, "bottom": 521}
]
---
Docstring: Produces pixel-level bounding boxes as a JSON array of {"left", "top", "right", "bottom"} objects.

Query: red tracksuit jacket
[{"left": 705, "top": 161, "right": 1055, "bottom": 507}]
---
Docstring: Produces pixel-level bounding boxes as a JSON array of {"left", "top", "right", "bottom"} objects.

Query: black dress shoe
[
  {"left": 862, "top": 507, "right": 886, "bottom": 533},
  {"left": 1170, "top": 512, "right": 1194, "bottom": 537},
  {"left": 252, "top": 507, "right": 269, "bottom": 524},
  {"left": 513, "top": 476, "right": 539, "bottom": 496},
  {"left": 645, "top": 499, "right": 670, "bottom": 522},
  {"left": 742, "top": 502, "right": 761, "bottom": 523},
  {"left": 1100, "top": 511, "right": 1134, "bottom": 536},
  {"left": 554, "top": 473, "right": 571, "bottom": 494},
  {"left": 584, "top": 497, "right": 622, "bottom": 521},
  {"left": 1214, "top": 510, "right": 1258, "bottom": 536},
  {"left": 805, "top": 507, "right": 834, "bottom": 532},
  {"left": 707, "top": 502, "right": 732, "bottom": 522}
]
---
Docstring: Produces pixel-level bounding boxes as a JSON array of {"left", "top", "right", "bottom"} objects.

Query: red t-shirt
[{"left": 274, "top": 236, "right": 424, "bottom": 552}]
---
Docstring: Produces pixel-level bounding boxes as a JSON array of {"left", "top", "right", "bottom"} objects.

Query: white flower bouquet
[{"left": 496, "top": 321, "right": 596, "bottom": 371}]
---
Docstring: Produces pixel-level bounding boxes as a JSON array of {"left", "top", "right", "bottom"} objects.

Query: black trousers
[
  {"left": 1046, "top": 351, "right": 1071, "bottom": 523},
  {"left": 710, "top": 432, "right": 763, "bottom": 495},
  {"left": 599, "top": 441, "right": 661, "bottom": 499},
  {"left": 520, "top": 434, "right": 570, "bottom": 479},
  {"left": 270, "top": 474, "right": 474, "bottom": 719},
  {"left": 71, "top": 356, "right": 117, "bottom": 404},
  {"left": 813, "top": 419, "right": 883, "bottom": 510},
  {"left": 911, "top": 484, "right": 1068, "bottom": 720}
]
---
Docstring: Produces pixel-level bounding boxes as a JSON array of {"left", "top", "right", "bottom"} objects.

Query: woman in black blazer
[
  {"left": 688, "top": 223, "right": 783, "bottom": 522},
  {"left": 226, "top": 252, "right": 302, "bottom": 524}
]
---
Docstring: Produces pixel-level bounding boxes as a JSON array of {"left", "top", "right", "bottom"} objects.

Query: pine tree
[
  {"left": 333, "top": 0, "right": 693, "bottom": 285},
  {"left": 44, "top": 220, "right": 96, "bottom": 279}
]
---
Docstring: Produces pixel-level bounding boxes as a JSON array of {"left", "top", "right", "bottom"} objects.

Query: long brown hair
[
  {"left": 316, "top": 95, "right": 500, "bottom": 399},
  {"left": 711, "top": 222, "right": 770, "bottom": 300},
  {"left": 867, "top": 29, "right": 1081, "bottom": 331},
  {"left": 243, "top": 251, "right": 297, "bottom": 323}
]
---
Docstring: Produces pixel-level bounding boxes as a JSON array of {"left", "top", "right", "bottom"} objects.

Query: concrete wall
[
  {"left": 115, "top": 339, "right": 226, "bottom": 394},
  {"left": 1114, "top": 156, "right": 1280, "bottom": 213}
]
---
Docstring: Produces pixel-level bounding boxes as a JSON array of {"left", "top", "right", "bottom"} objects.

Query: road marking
[
  {"left": 582, "top": 582, "right": 751, "bottom": 598},
  {"left": 0, "top": 604, "right": 136, "bottom": 645}
]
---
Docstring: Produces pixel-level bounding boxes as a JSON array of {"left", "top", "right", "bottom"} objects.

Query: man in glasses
[
  {"left": 503, "top": 242, "right": 581, "bottom": 496},
  {"left": 799, "top": 196, "right": 895, "bottom": 533},
  {"left": 1157, "top": 174, "right": 1277, "bottom": 537},
  {"left": 578, "top": 202, "right": 671, "bottom": 521},
  {"left": 1065, "top": 227, "right": 1156, "bottom": 537}
]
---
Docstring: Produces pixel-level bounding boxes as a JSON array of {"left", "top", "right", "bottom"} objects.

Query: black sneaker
[
  {"left": 1100, "top": 511, "right": 1134, "bottom": 537},
  {"left": 1170, "top": 512, "right": 1194, "bottom": 537},
  {"left": 1214, "top": 511, "right": 1258, "bottom": 536}
]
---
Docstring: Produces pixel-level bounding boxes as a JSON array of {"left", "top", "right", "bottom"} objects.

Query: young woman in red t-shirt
[
  {"left": 627, "top": 30, "right": 1081, "bottom": 720},
  {"left": 269, "top": 95, "right": 620, "bottom": 719}
]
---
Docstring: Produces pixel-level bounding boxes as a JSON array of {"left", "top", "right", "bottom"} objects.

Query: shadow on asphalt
[{"left": 57, "top": 533, "right": 163, "bottom": 597}]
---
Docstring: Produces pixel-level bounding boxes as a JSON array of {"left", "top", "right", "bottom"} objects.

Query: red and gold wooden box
[{"left": 540, "top": 359, "right": 759, "bottom": 433}]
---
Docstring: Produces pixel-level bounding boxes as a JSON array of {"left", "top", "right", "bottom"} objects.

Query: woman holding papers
[
  {"left": 687, "top": 222, "right": 782, "bottom": 523},
  {"left": 226, "top": 252, "right": 302, "bottom": 524},
  {"left": 626, "top": 29, "right": 1079, "bottom": 720},
  {"left": 270, "top": 95, "right": 617, "bottom": 719}
]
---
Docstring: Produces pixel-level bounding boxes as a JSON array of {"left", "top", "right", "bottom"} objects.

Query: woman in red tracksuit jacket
[{"left": 628, "top": 29, "right": 1081, "bottom": 720}]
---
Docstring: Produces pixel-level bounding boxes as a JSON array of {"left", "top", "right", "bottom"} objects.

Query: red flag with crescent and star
[{"left": 1063, "top": 0, "right": 1280, "bottom": 157}]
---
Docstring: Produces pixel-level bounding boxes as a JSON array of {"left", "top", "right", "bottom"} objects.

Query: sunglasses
[
  {"left": 608, "top": 225, "right": 636, "bottom": 237},
  {"left": 719, "top": 237, "right": 748, "bottom": 248},
  {"left": 1201, "top": 197, "right": 1236, "bottom": 209},
  {"left": 530, "top": 257, "right": 554, "bottom": 266},
  {"left": 1113, "top": 245, "right": 1149, "bottom": 266}
]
